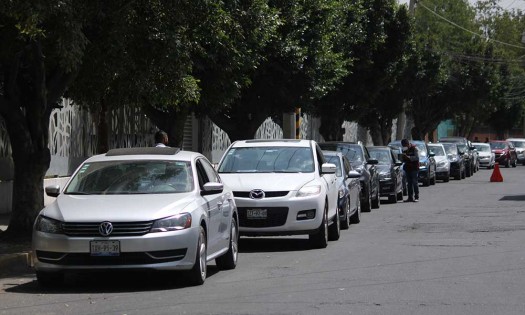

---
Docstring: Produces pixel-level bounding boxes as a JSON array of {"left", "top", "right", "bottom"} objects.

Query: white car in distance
[
  {"left": 217, "top": 140, "right": 339, "bottom": 248},
  {"left": 33, "top": 147, "right": 238, "bottom": 287},
  {"left": 472, "top": 142, "right": 496, "bottom": 169}
]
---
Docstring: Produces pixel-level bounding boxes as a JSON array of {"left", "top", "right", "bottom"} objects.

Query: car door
[
  {"left": 390, "top": 150, "right": 402, "bottom": 193},
  {"left": 196, "top": 158, "right": 227, "bottom": 256},
  {"left": 343, "top": 156, "right": 359, "bottom": 213},
  {"left": 363, "top": 146, "right": 378, "bottom": 196},
  {"left": 315, "top": 145, "right": 337, "bottom": 220}
]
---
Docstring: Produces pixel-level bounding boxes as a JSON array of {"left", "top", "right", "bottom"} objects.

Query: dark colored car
[
  {"left": 367, "top": 146, "right": 404, "bottom": 203},
  {"left": 490, "top": 140, "right": 517, "bottom": 168},
  {"left": 319, "top": 142, "right": 380, "bottom": 212},
  {"left": 323, "top": 151, "right": 362, "bottom": 228},
  {"left": 388, "top": 140, "right": 437, "bottom": 187},
  {"left": 441, "top": 142, "right": 466, "bottom": 180},
  {"left": 439, "top": 137, "right": 477, "bottom": 176}
]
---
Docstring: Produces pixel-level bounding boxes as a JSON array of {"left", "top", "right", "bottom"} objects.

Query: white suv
[{"left": 217, "top": 140, "right": 339, "bottom": 248}]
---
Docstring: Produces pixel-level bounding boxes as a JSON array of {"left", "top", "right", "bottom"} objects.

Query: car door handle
[{"left": 217, "top": 202, "right": 223, "bottom": 212}]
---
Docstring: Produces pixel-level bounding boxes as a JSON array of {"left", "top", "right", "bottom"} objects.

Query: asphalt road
[{"left": 1, "top": 165, "right": 525, "bottom": 315}]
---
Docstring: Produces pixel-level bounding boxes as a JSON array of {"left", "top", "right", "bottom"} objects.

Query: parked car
[
  {"left": 490, "top": 140, "right": 517, "bottom": 168},
  {"left": 218, "top": 139, "right": 339, "bottom": 248},
  {"left": 428, "top": 143, "right": 451, "bottom": 182},
  {"left": 388, "top": 140, "right": 436, "bottom": 187},
  {"left": 441, "top": 142, "right": 466, "bottom": 180},
  {"left": 439, "top": 137, "right": 476, "bottom": 176},
  {"left": 506, "top": 138, "right": 525, "bottom": 165},
  {"left": 367, "top": 146, "right": 404, "bottom": 203},
  {"left": 472, "top": 142, "right": 495, "bottom": 169},
  {"left": 33, "top": 147, "right": 239, "bottom": 287},
  {"left": 322, "top": 151, "right": 362, "bottom": 228},
  {"left": 319, "top": 142, "right": 380, "bottom": 212}
]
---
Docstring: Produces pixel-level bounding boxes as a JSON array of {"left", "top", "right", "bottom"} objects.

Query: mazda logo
[
  {"left": 249, "top": 189, "right": 265, "bottom": 199},
  {"left": 99, "top": 222, "right": 114, "bottom": 236}
]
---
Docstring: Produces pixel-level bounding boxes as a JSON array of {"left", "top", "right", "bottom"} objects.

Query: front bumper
[
  {"left": 378, "top": 179, "right": 396, "bottom": 196},
  {"left": 32, "top": 226, "right": 199, "bottom": 272},
  {"left": 234, "top": 193, "right": 325, "bottom": 236}
]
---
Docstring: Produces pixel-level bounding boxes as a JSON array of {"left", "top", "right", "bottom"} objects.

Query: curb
[{"left": 0, "top": 252, "right": 32, "bottom": 278}]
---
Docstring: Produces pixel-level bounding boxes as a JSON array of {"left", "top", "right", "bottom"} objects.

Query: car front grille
[
  {"left": 238, "top": 207, "right": 288, "bottom": 227},
  {"left": 36, "top": 249, "right": 187, "bottom": 265},
  {"left": 233, "top": 191, "right": 289, "bottom": 198},
  {"left": 62, "top": 221, "right": 154, "bottom": 237}
]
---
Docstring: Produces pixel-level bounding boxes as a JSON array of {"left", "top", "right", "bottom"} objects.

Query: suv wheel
[
  {"left": 309, "top": 204, "right": 328, "bottom": 248},
  {"left": 371, "top": 187, "right": 380, "bottom": 209},
  {"left": 186, "top": 226, "right": 207, "bottom": 286}
]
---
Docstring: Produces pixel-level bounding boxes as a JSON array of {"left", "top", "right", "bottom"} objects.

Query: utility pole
[{"left": 397, "top": 0, "right": 417, "bottom": 140}]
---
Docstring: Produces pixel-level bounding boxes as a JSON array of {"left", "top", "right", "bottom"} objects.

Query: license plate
[
  {"left": 90, "top": 240, "right": 120, "bottom": 256},
  {"left": 247, "top": 209, "right": 267, "bottom": 219}
]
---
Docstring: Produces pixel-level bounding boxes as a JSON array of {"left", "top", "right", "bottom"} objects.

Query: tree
[
  {"left": 207, "top": 0, "right": 349, "bottom": 141},
  {"left": 0, "top": 1, "right": 89, "bottom": 238}
]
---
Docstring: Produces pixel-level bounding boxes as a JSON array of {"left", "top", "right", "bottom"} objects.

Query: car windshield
[
  {"left": 510, "top": 141, "right": 525, "bottom": 148},
  {"left": 429, "top": 145, "right": 445, "bottom": 156},
  {"left": 324, "top": 155, "right": 342, "bottom": 177},
  {"left": 65, "top": 160, "right": 194, "bottom": 195},
  {"left": 368, "top": 150, "right": 391, "bottom": 165},
  {"left": 442, "top": 143, "right": 458, "bottom": 155},
  {"left": 474, "top": 144, "right": 491, "bottom": 152},
  {"left": 414, "top": 143, "right": 428, "bottom": 157},
  {"left": 218, "top": 147, "right": 314, "bottom": 173},
  {"left": 490, "top": 142, "right": 507, "bottom": 150}
]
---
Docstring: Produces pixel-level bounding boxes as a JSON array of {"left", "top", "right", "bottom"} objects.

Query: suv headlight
[
  {"left": 296, "top": 185, "right": 321, "bottom": 197},
  {"left": 151, "top": 213, "right": 192, "bottom": 232},
  {"left": 35, "top": 216, "right": 63, "bottom": 234}
]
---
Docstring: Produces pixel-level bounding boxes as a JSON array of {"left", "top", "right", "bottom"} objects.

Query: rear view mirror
[
  {"left": 395, "top": 161, "right": 403, "bottom": 166},
  {"left": 321, "top": 163, "right": 337, "bottom": 174},
  {"left": 45, "top": 185, "right": 61, "bottom": 197},
  {"left": 201, "top": 182, "right": 224, "bottom": 195},
  {"left": 367, "top": 159, "right": 379, "bottom": 165},
  {"left": 347, "top": 170, "right": 361, "bottom": 179}
]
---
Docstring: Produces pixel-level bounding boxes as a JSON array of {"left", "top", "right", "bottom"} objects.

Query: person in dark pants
[{"left": 401, "top": 139, "right": 419, "bottom": 202}]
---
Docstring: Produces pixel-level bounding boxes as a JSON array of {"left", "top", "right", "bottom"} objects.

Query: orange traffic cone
[{"left": 490, "top": 162, "right": 503, "bottom": 182}]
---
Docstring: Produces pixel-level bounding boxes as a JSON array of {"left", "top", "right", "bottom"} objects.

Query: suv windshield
[
  {"left": 429, "top": 145, "right": 445, "bottom": 156},
  {"left": 219, "top": 147, "right": 314, "bottom": 173},
  {"left": 509, "top": 141, "right": 525, "bottom": 148},
  {"left": 474, "top": 144, "right": 491, "bottom": 152},
  {"left": 490, "top": 142, "right": 507, "bottom": 150},
  {"left": 65, "top": 160, "right": 193, "bottom": 195},
  {"left": 413, "top": 143, "right": 428, "bottom": 157}
]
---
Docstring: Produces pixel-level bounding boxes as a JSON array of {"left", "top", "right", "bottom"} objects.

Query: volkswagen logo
[
  {"left": 249, "top": 189, "right": 265, "bottom": 199},
  {"left": 98, "top": 221, "right": 114, "bottom": 236}
]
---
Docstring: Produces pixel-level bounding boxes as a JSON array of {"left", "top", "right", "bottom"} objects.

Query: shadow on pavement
[
  {"left": 5, "top": 267, "right": 220, "bottom": 294},
  {"left": 239, "top": 237, "right": 315, "bottom": 253}
]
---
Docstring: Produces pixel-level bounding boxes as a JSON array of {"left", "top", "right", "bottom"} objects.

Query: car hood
[
  {"left": 41, "top": 193, "right": 196, "bottom": 222},
  {"left": 219, "top": 173, "right": 316, "bottom": 191},
  {"left": 376, "top": 165, "right": 391, "bottom": 173},
  {"left": 433, "top": 156, "right": 448, "bottom": 163}
]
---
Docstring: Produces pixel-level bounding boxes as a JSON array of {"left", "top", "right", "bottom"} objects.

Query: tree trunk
[
  {"left": 142, "top": 104, "right": 188, "bottom": 148},
  {"left": 319, "top": 116, "right": 344, "bottom": 141},
  {"left": 95, "top": 98, "right": 109, "bottom": 154},
  {"left": 211, "top": 111, "right": 268, "bottom": 142}
]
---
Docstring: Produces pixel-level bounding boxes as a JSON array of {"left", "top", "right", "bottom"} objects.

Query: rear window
[{"left": 219, "top": 147, "right": 314, "bottom": 173}]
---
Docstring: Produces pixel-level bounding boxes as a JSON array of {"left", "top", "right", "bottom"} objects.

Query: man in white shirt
[{"left": 154, "top": 131, "right": 169, "bottom": 147}]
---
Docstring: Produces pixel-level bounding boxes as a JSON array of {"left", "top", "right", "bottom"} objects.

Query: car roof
[
  {"left": 472, "top": 142, "right": 489, "bottom": 146},
  {"left": 506, "top": 138, "right": 525, "bottom": 141},
  {"left": 230, "top": 139, "right": 313, "bottom": 148},
  {"left": 84, "top": 147, "right": 201, "bottom": 163},
  {"left": 322, "top": 150, "right": 342, "bottom": 156}
]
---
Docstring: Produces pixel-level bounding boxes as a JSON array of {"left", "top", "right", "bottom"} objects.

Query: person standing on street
[
  {"left": 401, "top": 139, "right": 419, "bottom": 202},
  {"left": 154, "top": 130, "right": 169, "bottom": 147}
]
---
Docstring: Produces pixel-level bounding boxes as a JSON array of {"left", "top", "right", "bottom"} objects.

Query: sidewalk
[{"left": 0, "top": 213, "right": 33, "bottom": 278}]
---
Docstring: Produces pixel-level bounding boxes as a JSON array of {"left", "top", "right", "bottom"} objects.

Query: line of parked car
[{"left": 31, "top": 137, "right": 525, "bottom": 287}]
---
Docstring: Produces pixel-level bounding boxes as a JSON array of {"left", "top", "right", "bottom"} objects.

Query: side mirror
[
  {"left": 321, "top": 163, "right": 337, "bottom": 174},
  {"left": 201, "top": 182, "right": 224, "bottom": 195},
  {"left": 367, "top": 158, "right": 379, "bottom": 165},
  {"left": 45, "top": 185, "right": 61, "bottom": 197},
  {"left": 347, "top": 170, "right": 361, "bottom": 179},
  {"left": 395, "top": 161, "right": 403, "bottom": 167},
  {"left": 429, "top": 152, "right": 435, "bottom": 157}
]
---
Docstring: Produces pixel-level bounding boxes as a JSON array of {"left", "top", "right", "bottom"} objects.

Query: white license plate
[
  {"left": 90, "top": 240, "right": 120, "bottom": 256},
  {"left": 247, "top": 209, "right": 267, "bottom": 219}
]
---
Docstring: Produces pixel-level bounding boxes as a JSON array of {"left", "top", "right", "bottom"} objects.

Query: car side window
[
  {"left": 200, "top": 158, "right": 221, "bottom": 183},
  {"left": 363, "top": 146, "right": 371, "bottom": 160},
  {"left": 195, "top": 160, "right": 208, "bottom": 189}
]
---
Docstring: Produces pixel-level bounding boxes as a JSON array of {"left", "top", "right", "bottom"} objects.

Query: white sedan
[
  {"left": 33, "top": 147, "right": 238, "bottom": 287},
  {"left": 217, "top": 140, "right": 339, "bottom": 248}
]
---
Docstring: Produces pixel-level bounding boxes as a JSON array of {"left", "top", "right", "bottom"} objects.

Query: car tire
[
  {"left": 340, "top": 199, "right": 350, "bottom": 230},
  {"left": 444, "top": 174, "right": 450, "bottom": 183},
  {"left": 388, "top": 194, "right": 397, "bottom": 203},
  {"left": 186, "top": 226, "right": 207, "bottom": 286},
  {"left": 216, "top": 217, "right": 239, "bottom": 270},
  {"left": 309, "top": 204, "right": 328, "bottom": 249},
  {"left": 349, "top": 197, "right": 361, "bottom": 224},
  {"left": 36, "top": 271, "right": 64, "bottom": 288},
  {"left": 371, "top": 187, "right": 380, "bottom": 209},
  {"left": 361, "top": 185, "right": 372, "bottom": 212},
  {"left": 397, "top": 190, "right": 403, "bottom": 201},
  {"left": 328, "top": 206, "right": 340, "bottom": 241},
  {"left": 512, "top": 159, "right": 517, "bottom": 167},
  {"left": 461, "top": 168, "right": 466, "bottom": 179}
]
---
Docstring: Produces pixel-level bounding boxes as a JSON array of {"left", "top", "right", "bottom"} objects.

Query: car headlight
[
  {"left": 35, "top": 215, "right": 63, "bottom": 234},
  {"left": 296, "top": 185, "right": 321, "bottom": 197},
  {"left": 151, "top": 213, "right": 192, "bottom": 232},
  {"left": 338, "top": 188, "right": 345, "bottom": 199}
]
